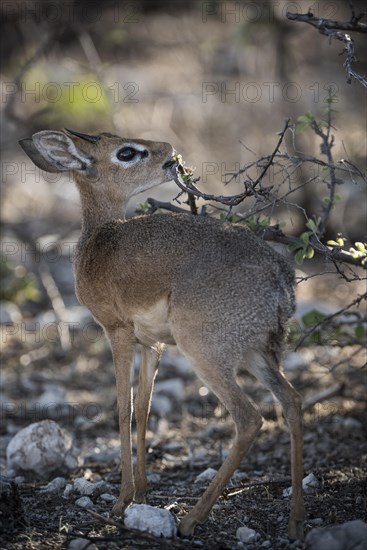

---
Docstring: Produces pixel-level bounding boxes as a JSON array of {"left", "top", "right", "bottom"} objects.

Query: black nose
[{"left": 162, "top": 159, "right": 177, "bottom": 169}]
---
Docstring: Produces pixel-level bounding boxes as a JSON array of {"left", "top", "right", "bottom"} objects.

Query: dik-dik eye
[
  {"left": 117, "top": 147, "right": 138, "bottom": 162},
  {"left": 112, "top": 143, "right": 148, "bottom": 167}
]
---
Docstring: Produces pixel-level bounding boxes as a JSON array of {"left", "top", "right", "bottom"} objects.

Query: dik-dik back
[
  {"left": 75, "top": 212, "right": 295, "bottom": 353},
  {"left": 19, "top": 129, "right": 304, "bottom": 540}
]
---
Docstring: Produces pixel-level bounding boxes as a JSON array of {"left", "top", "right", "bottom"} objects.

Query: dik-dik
[{"left": 20, "top": 129, "right": 304, "bottom": 539}]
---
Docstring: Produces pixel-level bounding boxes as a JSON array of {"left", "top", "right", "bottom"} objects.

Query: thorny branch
[
  {"left": 167, "top": 118, "right": 366, "bottom": 269},
  {"left": 286, "top": 7, "right": 367, "bottom": 87},
  {"left": 171, "top": 119, "right": 291, "bottom": 208}
]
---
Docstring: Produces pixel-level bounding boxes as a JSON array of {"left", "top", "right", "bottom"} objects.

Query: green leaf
[
  {"left": 288, "top": 242, "right": 302, "bottom": 253},
  {"left": 297, "top": 112, "right": 314, "bottom": 123},
  {"left": 295, "top": 249, "right": 306, "bottom": 265},
  {"left": 301, "top": 310, "right": 327, "bottom": 328},
  {"left": 300, "top": 232, "right": 310, "bottom": 245},
  {"left": 327, "top": 240, "right": 340, "bottom": 247},
  {"left": 295, "top": 122, "right": 308, "bottom": 135},
  {"left": 306, "top": 219, "right": 317, "bottom": 232},
  {"left": 306, "top": 246, "right": 314, "bottom": 259},
  {"left": 355, "top": 242, "right": 366, "bottom": 253}
]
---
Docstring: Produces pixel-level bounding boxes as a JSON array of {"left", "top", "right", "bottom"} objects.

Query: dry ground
[{"left": 1, "top": 312, "right": 366, "bottom": 549}]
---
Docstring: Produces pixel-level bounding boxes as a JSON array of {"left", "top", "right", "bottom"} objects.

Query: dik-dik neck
[{"left": 76, "top": 179, "right": 128, "bottom": 237}]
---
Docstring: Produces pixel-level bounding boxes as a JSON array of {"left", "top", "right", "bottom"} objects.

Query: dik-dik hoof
[
  {"left": 111, "top": 497, "right": 132, "bottom": 517},
  {"left": 134, "top": 492, "right": 146, "bottom": 504},
  {"left": 178, "top": 514, "right": 199, "bottom": 536},
  {"left": 288, "top": 517, "right": 304, "bottom": 541}
]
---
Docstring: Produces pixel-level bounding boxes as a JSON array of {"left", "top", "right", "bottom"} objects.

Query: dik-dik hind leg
[
  {"left": 106, "top": 325, "right": 136, "bottom": 516},
  {"left": 134, "top": 345, "right": 161, "bottom": 501},
  {"left": 247, "top": 351, "right": 304, "bottom": 540},
  {"left": 179, "top": 365, "right": 263, "bottom": 536}
]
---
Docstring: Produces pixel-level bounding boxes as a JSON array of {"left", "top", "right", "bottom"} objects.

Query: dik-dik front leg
[
  {"left": 134, "top": 345, "right": 161, "bottom": 501},
  {"left": 106, "top": 325, "right": 136, "bottom": 516}
]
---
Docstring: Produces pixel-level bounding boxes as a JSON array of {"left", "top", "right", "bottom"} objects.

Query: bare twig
[
  {"left": 286, "top": 10, "right": 367, "bottom": 87},
  {"left": 146, "top": 198, "right": 188, "bottom": 214},
  {"left": 286, "top": 11, "right": 367, "bottom": 33},
  {"left": 38, "top": 263, "right": 71, "bottom": 351},
  {"left": 171, "top": 119, "right": 291, "bottom": 208}
]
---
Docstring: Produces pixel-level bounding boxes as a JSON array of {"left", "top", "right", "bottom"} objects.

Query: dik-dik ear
[{"left": 19, "top": 131, "right": 94, "bottom": 173}]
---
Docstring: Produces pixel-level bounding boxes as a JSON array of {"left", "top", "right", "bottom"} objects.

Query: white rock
[
  {"left": 124, "top": 504, "right": 177, "bottom": 538},
  {"left": 74, "top": 478, "right": 95, "bottom": 496},
  {"left": 284, "top": 488, "right": 291, "bottom": 498},
  {"left": 74, "top": 478, "right": 107, "bottom": 496},
  {"left": 302, "top": 473, "right": 319, "bottom": 493},
  {"left": 6, "top": 420, "right": 81, "bottom": 480},
  {"left": 41, "top": 477, "right": 67, "bottom": 493},
  {"left": 75, "top": 496, "right": 93, "bottom": 508},
  {"left": 195, "top": 467, "right": 217, "bottom": 483},
  {"left": 154, "top": 378, "right": 185, "bottom": 401},
  {"left": 236, "top": 526, "right": 258, "bottom": 543},
  {"left": 283, "top": 472, "right": 319, "bottom": 497}
]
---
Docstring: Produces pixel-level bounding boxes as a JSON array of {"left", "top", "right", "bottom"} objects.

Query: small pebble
[
  {"left": 41, "top": 477, "right": 67, "bottom": 493},
  {"left": 236, "top": 526, "right": 258, "bottom": 543},
  {"left": 283, "top": 472, "right": 319, "bottom": 497},
  {"left": 99, "top": 493, "right": 117, "bottom": 503},
  {"left": 74, "top": 478, "right": 95, "bottom": 495},
  {"left": 14, "top": 476, "right": 25, "bottom": 484},
  {"left": 261, "top": 542, "right": 271, "bottom": 548},
  {"left": 63, "top": 483, "right": 73, "bottom": 498},
  {"left": 75, "top": 496, "right": 93, "bottom": 508}
]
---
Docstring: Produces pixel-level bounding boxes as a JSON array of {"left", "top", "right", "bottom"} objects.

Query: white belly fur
[{"left": 133, "top": 298, "right": 175, "bottom": 346}]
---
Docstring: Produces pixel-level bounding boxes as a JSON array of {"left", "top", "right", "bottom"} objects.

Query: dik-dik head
[{"left": 19, "top": 129, "right": 176, "bottom": 201}]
